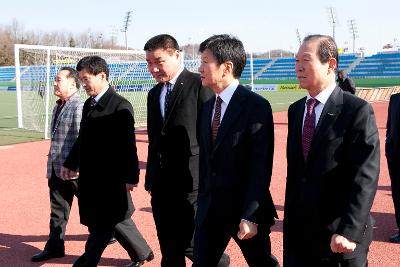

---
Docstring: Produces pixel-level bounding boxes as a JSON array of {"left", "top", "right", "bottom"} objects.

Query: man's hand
[
  {"left": 237, "top": 219, "right": 258, "bottom": 240},
  {"left": 126, "top": 183, "right": 138, "bottom": 191},
  {"left": 60, "top": 166, "right": 79, "bottom": 180},
  {"left": 330, "top": 234, "right": 357, "bottom": 253}
]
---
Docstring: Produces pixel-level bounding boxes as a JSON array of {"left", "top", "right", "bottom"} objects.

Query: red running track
[{"left": 0, "top": 101, "right": 399, "bottom": 266}]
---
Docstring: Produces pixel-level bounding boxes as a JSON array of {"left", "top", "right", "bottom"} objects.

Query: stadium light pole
[
  {"left": 327, "top": 7, "right": 338, "bottom": 40},
  {"left": 296, "top": 28, "right": 302, "bottom": 47},
  {"left": 121, "top": 11, "right": 133, "bottom": 50},
  {"left": 110, "top": 25, "right": 118, "bottom": 49},
  {"left": 348, "top": 19, "right": 359, "bottom": 53}
]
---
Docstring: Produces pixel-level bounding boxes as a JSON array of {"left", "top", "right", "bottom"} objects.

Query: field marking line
[{"left": 0, "top": 145, "right": 14, "bottom": 150}]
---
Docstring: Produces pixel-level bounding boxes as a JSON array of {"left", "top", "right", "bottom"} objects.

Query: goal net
[{"left": 15, "top": 44, "right": 155, "bottom": 139}]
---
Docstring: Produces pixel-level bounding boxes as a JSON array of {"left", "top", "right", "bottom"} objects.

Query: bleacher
[
  {"left": 241, "top": 58, "right": 272, "bottom": 79},
  {"left": 2, "top": 51, "right": 400, "bottom": 84},
  {"left": 257, "top": 58, "right": 296, "bottom": 79},
  {"left": 239, "top": 53, "right": 361, "bottom": 80},
  {"left": 0, "top": 67, "right": 18, "bottom": 82},
  {"left": 349, "top": 51, "right": 400, "bottom": 78},
  {"left": 337, "top": 54, "right": 358, "bottom": 70}
]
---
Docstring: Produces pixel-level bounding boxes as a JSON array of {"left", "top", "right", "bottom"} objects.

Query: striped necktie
[
  {"left": 211, "top": 96, "right": 223, "bottom": 144},
  {"left": 302, "top": 98, "right": 319, "bottom": 160},
  {"left": 164, "top": 82, "right": 173, "bottom": 118},
  {"left": 90, "top": 97, "right": 97, "bottom": 108}
]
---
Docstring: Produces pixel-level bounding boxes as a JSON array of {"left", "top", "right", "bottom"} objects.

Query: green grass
[
  {"left": 0, "top": 89, "right": 306, "bottom": 145},
  {"left": 0, "top": 91, "right": 44, "bottom": 145},
  {"left": 1, "top": 74, "right": 398, "bottom": 145}
]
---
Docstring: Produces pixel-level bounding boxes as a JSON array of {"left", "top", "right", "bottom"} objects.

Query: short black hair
[
  {"left": 76, "top": 56, "right": 109, "bottom": 80},
  {"left": 144, "top": 34, "right": 180, "bottom": 54},
  {"left": 59, "top": 66, "right": 80, "bottom": 89},
  {"left": 303, "top": 34, "right": 339, "bottom": 67},
  {"left": 199, "top": 34, "right": 246, "bottom": 79}
]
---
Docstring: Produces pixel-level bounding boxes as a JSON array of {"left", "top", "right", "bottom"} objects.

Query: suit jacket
[
  {"left": 196, "top": 85, "right": 277, "bottom": 228},
  {"left": 145, "top": 69, "right": 214, "bottom": 194},
  {"left": 386, "top": 93, "right": 400, "bottom": 177},
  {"left": 283, "top": 87, "right": 380, "bottom": 263},
  {"left": 64, "top": 87, "right": 139, "bottom": 227},
  {"left": 47, "top": 93, "right": 83, "bottom": 178}
]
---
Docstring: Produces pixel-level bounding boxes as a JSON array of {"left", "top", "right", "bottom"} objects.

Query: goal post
[
  {"left": 14, "top": 44, "right": 154, "bottom": 139},
  {"left": 14, "top": 44, "right": 253, "bottom": 140}
]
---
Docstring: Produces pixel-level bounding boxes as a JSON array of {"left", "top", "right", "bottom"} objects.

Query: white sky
[{"left": 1, "top": 0, "right": 399, "bottom": 55}]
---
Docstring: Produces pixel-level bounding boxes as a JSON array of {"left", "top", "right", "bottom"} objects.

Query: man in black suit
[
  {"left": 62, "top": 56, "right": 153, "bottom": 267},
  {"left": 144, "top": 34, "right": 228, "bottom": 267},
  {"left": 283, "top": 34, "right": 380, "bottom": 267},
  {"left": 386, "top": 93, "right": 400, "bottom": 243},
  {"left": 193, "top": 34, "right": 279, "bottom": 267},
  {"left": 337, "top": 70, "right": 356, "bottom": 95}
]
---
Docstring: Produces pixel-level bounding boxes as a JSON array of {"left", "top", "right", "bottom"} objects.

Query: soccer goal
[{"left": 15, "top": 44, "right": 155, "bottom": 139}]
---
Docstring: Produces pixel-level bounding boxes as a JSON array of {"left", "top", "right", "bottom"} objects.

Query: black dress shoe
[
  {"left": 125, "top": 251, "right": 154, "bottom": 267},
  {"left": 108, "top": 237, "right": 117, "bottom": 245},
  {"left": 31, "top": 249, "right": 65, "bottom": 262},
  {"left": 389, "top": 232, "right": 400, "bottom": 243}
]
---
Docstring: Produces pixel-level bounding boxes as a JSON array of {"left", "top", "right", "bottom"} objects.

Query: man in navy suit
[
  {"left": 283, "top": 34, "right": 380, "bottom": 267},
  {"left": 386, "top": 92, "right": 400, "bottom": 243},
  {"left": 194, "top": 34, "right": 279, "bottom": 267}
]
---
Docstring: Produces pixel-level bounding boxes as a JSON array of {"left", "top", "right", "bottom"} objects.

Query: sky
[{"left": 1, "top": 0, "right": 399, "bottom": 55}]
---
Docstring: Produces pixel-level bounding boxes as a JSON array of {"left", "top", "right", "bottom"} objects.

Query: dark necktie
[
  {"left": 90, "top": 97, "right": 97, "bottom": 108},
  {"left": 302, "top": 98, "right": 319, "bottom": 160},
  {"left": 52, "top": 100, "right": 65, "bottom": 131},
  {"left": 211, "top": 96, "right": 223, "bottom": 144},
  {"left": 164, "top": 82, "right": 173, "bottom": 119}
]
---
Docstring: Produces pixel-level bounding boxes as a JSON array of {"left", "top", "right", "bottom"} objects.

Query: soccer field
[{"left": 0, "top": 90, "right": 307, "bottom": 145}]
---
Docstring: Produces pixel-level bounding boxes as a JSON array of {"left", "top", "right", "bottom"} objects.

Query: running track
[{"left": 0, "top": 101, "right": 399, "bottom": 266}]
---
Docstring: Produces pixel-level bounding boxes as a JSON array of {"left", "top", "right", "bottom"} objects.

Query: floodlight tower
[
  {"left": 121, "top": 10, "right": 133, "bottom": 50},
  {"left": 110, "top": 25, "right": 118, "bottom": 49},
  {"left": 327, "top": 7, "right": 338, "bottom": 40},
  {"left": 348, "top": 19, "right": 359, "bottom": 53},
  {"left": 296, "top": 28, "right": 302, "bottom": 47}
]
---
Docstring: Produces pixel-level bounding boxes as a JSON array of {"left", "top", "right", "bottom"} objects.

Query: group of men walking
[{"left": 30, "top": 32, "right": 399, "bottom": 267}]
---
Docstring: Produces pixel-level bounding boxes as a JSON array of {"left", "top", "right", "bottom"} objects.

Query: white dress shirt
[
  {"left": 93, "top": 84, "right": 109, "bottom": 103},
  {"left": 211, "top": 79, "right": 240, "bottom": 124},
  {"left": 159, "top": 66, "right": 184, "bottom": 119},
  {"left": 302, "top": 83, "right": 337, "bottom": 131}
]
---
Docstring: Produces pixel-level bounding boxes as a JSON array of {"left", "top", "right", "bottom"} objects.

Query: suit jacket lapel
[
  {"left": 151, "top": 83, "right": 163, "bottom": 127},
  {"left": 52, "top": 94, "right": 79, "bottom": 135},
  {"left": 212, "top": 86, "right": 245, "bottom": 155},
  {"left": 293, "top": 97, "right": 307, "bottom": 162},
  {"left": 88, "top": 86, "right": 113, "bottom": 118},
  {"left": 202, "top": 98, "right": 214, "bottom": 157},
  {"left": 163, "top": 69, "right": 188, "bottom": 127},
  {"left": 308, "top": 87, "right": 342, "bottom": 162}
]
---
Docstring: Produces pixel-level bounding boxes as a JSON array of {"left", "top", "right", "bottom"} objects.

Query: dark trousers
[
  {"left": 73, "top": 224, "right": 114, "bottom": 267},
  {"left": 193, "top": 221, "right": 278, "bottom": 267},
  {"left": 73, "top": 217, "right": 152, "bottom": 267},
  {"left": 283, "top": 225, "right": 371, "bottom": 267},
  {"left": 284, "top": 253, "right": 368, "bottom": 267},
  {"left": 46, "top": 170, "right": 78, "bottom": 252},
  {"left": 151, "top": 190, "right": 197, "bottom": 267},
  {"left": 389, "top": 168, "right": 400, "bottom": 228}
]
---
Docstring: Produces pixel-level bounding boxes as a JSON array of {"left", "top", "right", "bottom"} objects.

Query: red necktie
[
  {"left": 211, "top": 96, "right": 223, "bottom": 144},
  {"left": 302, "top": 98, "right": 319, "bottom": 160}
]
